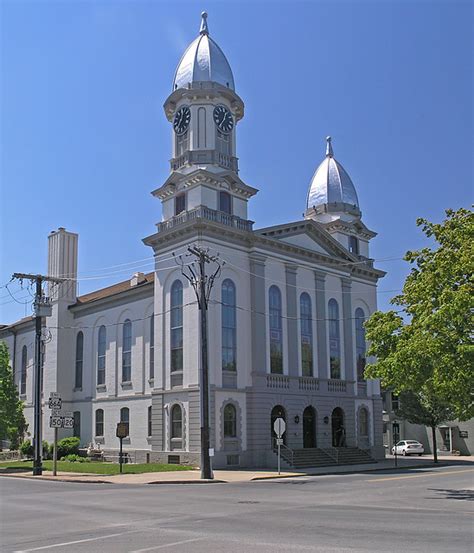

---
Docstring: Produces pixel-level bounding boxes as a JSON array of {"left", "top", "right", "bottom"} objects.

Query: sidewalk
[{"left": 1, "top": 455, "right": 472, "bottom": 485}]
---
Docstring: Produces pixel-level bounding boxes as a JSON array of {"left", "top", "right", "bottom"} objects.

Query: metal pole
[
  {"left": 119, "top": 437, "right": 123, "bottom": 474},
  {"left": 53, "top": 427, "right": 58, "bottom": 476},
  {"left": 32, "top": 277, "right": 43, "bottom": 476},
  {"left": 278, "top": 441, "right": 281, "bottom": 475},
  {"left": 199, "top": 253, "right": 212, "bottom": 480}
]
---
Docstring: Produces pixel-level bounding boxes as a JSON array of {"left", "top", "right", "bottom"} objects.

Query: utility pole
[
  {"left": 11, "top": 273, "right": 68, "bottom": 475},
  {"left": 176, "top": 247, "right": 222, "bottom": 480}
]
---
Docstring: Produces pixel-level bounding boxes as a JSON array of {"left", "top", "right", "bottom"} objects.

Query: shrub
[
  {"left": 60, "top": 453, "right": 90, "bottom": 463},
  {"left": 20, "top": 440, "right": 33, "bottom": 457},
  {"left": 42, "top": 441, "right": 51, "bottom": 459},
  {"left": 57, "top": 437, "right": 80, "bottom": 459}
]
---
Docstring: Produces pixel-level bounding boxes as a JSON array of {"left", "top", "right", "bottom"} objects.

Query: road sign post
[
  {"left": 273, "top": 418, "right": 286, "bottom": 475},
  {"left": 48, "top": 393, "right": 62, "bottom": 476}
]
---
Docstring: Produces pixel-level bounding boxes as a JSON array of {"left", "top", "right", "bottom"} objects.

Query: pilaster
[
  {"left": 314, "top": 271, "right": 328, "bottom": 379},
  {"left": 341, "top": 277, "right": 355, "bottom": 383},
  {"left": 285, "top": 264, "right": 298, "bottom": 377},
  {"left": 250, "top": 254, "right": 266, "bottom": 375}
]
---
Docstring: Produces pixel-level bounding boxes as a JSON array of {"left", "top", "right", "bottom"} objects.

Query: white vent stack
[
  {"left": 130, "top": 272, "right": 146, "bottom": 287},
  {"left": 47, "top": 227, "right": 78, "bottom": 302}
]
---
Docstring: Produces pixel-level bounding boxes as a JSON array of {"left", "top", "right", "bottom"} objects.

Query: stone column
[
  {"left": 341, "top": 277, "right": 355, "bottom": 383},
  {"left": 285, "top": 264, "right": 298, "bottom": 376},
  {"left": 314, "top": 271, "right": 328, "bottom": 379},
  {"left": 249, "top": 254, "right": 267, "bottom": 375}
]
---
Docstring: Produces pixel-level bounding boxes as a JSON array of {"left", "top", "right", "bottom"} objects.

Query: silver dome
[
  {"left": 173, "top": 12, "right": 235, "bottom": 91},
  {"left": 306, "top": 137, "right": 360, "bottom": 214}
]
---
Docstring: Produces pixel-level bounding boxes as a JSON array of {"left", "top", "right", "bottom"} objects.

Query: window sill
[
  {"left": 73, "top": 387, "right": 83, "bottom": 392},
  {"left": 121, "top": 381, "right": 133, "bottom": 390},
  {"left": 148, "top": 378, "right": 154, "bottom": 387},
  {"left": 96, "top": 385, "right": 107, "bottom": 392},
  {"left": 20, "top": 394, "right": 27, "bottom": 400},
  {"left": 94, "top": 436, "right": 104, "bottom": 444}
]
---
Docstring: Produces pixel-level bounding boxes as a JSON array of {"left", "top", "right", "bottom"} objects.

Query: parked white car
[{"left": 391, "top": 440, "right": 424, "bottom": 456}]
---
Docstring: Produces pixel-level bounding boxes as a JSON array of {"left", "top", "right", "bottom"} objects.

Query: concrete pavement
[{"left": 1, "top": 454, "right": 472, "bottom": 484}]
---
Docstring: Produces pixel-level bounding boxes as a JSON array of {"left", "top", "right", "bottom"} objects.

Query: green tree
[
  {"left": 0, "top": 341, "right": 27, "bottom": 449},
  {"left": 395, "top": 390, "right": 455, "bottom": 463},
  {"left": 365, "top": 208, "right": 474, "bottom": 420}
]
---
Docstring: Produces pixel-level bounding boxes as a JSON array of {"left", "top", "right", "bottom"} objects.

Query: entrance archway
[
  {"left": 331, "top": 407, "right": 345, "bottom": 447},
  {"left": 271, "top": 405, "right": 287, "bottom": 445},
  {"left": 303, "top": 406, "right": 316, "bottom": 448}
]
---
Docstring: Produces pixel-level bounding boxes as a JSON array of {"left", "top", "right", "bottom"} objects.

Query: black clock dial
[
  {"left": 213, "top": 105, "right": 234, "bottom": 133},
  {"left": 173, "top": 106, "right": 191, "bottom": 135}
]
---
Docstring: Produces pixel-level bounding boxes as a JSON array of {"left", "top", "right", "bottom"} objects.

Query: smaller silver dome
[
  {"left": 306, "top": 137, "right": 360, "bottom": 215},
  {"left": 173, "top": 12, "right": 235, "bottom": 91}
]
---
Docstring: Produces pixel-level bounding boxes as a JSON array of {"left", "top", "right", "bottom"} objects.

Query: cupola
[{"left": 172, "top": 12, "right": 235, "bottom": 91}]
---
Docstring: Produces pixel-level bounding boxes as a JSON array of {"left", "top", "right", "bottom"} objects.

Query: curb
[{"left": 147, "top": 479, "right": 226, "bottom": 485}]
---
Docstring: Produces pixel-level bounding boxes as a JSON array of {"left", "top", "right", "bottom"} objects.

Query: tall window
[
  {"left": 122, "top": 319, "right": 132, "bottom": 382},
  {"left": 175, "top": 193, "right": 186, "bottom": 216},
  {"left": 176, "top": 131, "right": 188, "bottom": 156},
  {"left": 269, "top": 286, "right": 283, "bottom": 374},
  {"left": 349, "top": 235, "right": 359, "bottom": 254},
  {"left": 300, "top": 293, "right": 313, "bottom": 376},
  {"left": 149, "top": 314, "right": 155, "bottom": 380},
  {"left": 328, "top": 299, "right": 341, "bottom": 379},
  {"left": 171, "top": 404, "right": 182, "bottom": 439},
  {"left": 355, "top": 308, "right": 366, "bottom": 381},
  {"left": 120, "top": 407, "right": 130, "bottom": 436},
  {"left": 73, "top": 411, "right": 81, "bottom": 439},
  {"left": 148, "top": 406, "right": 152, "bottom": 437},
  {"left": 224, "top": 404, "right": 237, "bottom": 438},
  {"left": 170, "top": 280, "right": 183, "bottom": 372},
  {"left": 95, "top": 409, "right": 104, "bottom": 437},
  {"left": 97, "top": 326, "right": 106, "bottom": 386},
  {"left": 216, "top": 129, "right": 230, "bottom": 155},
  {"left": 359, "top": 408, "right": 369, "bottom": 437},
  {"left": 75, "top": 332, "right": 83, "bottom": 389},
  {"left": 20, "top": 345, "right": 27, "bottom": 395},
  {"left": 219, "top": 191, "right": 232, "bottom": 215},
  {"left": 222, "top": 279, "right": 236, "bottom": 371}
]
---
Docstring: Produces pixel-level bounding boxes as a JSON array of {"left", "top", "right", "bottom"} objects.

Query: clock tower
[{"left": 154, "top": 12, "right": 257, "bottom": 224}]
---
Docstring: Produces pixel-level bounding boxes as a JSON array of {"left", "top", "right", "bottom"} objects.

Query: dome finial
[
  {"left": 326, "top": 136, "right": 334, "bottom": 157},
  {"left": 200, "top": 11, "right": 209, "bottom": 35}
]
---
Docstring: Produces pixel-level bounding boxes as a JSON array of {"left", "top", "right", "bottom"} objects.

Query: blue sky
[{"left": 1, "top": 0, "right": 472, "bottom": 324}]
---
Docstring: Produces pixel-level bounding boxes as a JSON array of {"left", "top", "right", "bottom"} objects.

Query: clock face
[
  {"left": 213, "top": 105, "right": 234, "bottom": 134},
  {"left": 173, "top": 106, "right": 191, "bottom": 135}
]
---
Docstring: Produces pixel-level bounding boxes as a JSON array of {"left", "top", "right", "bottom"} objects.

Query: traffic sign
[
  {"left": 116, "top": 422, "right": 129, "bottom": 438},
  {"left": 48, "top": 397, "right": 62, "bottom": 410},
  {"left": 276, "top": 438, "right": 283, "bottom": 445},
  {"left": 63, "top": 417, "right": 74, "bottom": 429},
  {"left": 50, "top": 416, "right": 63, "bottom": 428},
  {"left": 273, "top": 417, "right": 286, "bottom": 438}
]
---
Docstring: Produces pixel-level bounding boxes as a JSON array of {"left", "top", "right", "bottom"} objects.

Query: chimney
[
  {"left": 48, "top": 227, "right": 79, "bottom": 302},
  {"left": 130, "top": 272, "right": 146, "bottom": 287}
]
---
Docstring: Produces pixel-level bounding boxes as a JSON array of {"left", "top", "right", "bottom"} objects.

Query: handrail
[{"left": 272, "top": 437, "right": 294, "bottom": 466}]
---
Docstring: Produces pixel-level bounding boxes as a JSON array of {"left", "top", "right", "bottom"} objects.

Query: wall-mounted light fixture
[
  {"left": 323, "top": 416, "right": 329, "bottom": 424},
  {"left": 294, "top": 415, "right": 300, "bottom": 424}
]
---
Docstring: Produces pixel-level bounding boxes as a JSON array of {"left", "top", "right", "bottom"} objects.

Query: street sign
[
  {"left": 273, "top": 418, "right": 286, "bottom": 438},
  {"left": 276, "top": 438, "right": 283, "bottom": 446},
  {"left": 51, "top": 409, "right": 61, "bottom": 417},
  {"left": 50, "top": 416, "right": 63, "bottom": 428},
  {"left": 50, "top": 392, "right": 60, "bottom": 398},
  {"left": 63, "top": 417, "right": 74, "bottom": 429},
  {"left": 48, "top": 397, "right": 62, "bottom": 410},
  {"left": 116, "top": 422, "right": 129, "bottom": 438}
]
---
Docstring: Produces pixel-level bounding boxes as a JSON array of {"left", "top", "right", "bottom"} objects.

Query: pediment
[{"left": 257, "top": 220, "right": 357, "bottom": 262}]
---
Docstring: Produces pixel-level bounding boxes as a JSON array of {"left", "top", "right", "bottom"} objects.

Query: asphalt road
[{"left": 1, "top": 465, "right": 473, "bottom": 553}]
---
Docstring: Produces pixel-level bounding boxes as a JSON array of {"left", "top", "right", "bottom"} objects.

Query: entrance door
[
  {"left": 303, "top": 406, "right": 316, "bottom": 448},
  {"left": 271, "top": 405, "right": 287, "bottom": 445},
  {"left": 331, "top": 407, "right": 345, "bottom": 447},
  {"left": 439, "top": 427, "right": 452, "bottom": 452}
]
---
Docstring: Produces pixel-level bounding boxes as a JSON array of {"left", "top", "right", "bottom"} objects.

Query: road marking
[
  {"left": 368, "top": 468, "right": 474, "bottom": 482},
  {"left": 13, "top": 530, "right": 139, "bottom": 552},
  {"left": 130, "top": 538, "right": 205, "bottom": 552}
]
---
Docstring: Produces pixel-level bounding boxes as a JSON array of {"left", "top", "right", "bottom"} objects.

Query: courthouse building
[{"left": 1, "top": 13, "right": 386, "bottom": 468}]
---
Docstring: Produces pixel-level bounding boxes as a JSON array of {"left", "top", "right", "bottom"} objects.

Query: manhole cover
[{"left": 237, "top": 500, "right": 260, "bottom": 504}]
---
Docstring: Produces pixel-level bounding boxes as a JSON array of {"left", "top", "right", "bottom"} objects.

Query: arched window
[
  {"left": 95, "top": 409, "right": 104, "bottom": 437},
  {"left": 75, "top": 331, "right": 83, "bottom": 389},
  {"left": 170, "top": 404, "right": 182, "bottom": 439},
  {"left": 300, "top": 293, "right": 313, "bottom": 376},
  {"left": 20, "top": 345, "right": 27, "bottom": 396},
  {"left": 349, "top": 235, "right": 359, "bottom": 255},
  {"left": 222, "top": 279, "right": 236, "bottom": 371},
  {"left": 359, "top": 407, "right": 369, "bottom": 437},
  {"left": 170, "top": 281, "right": 183, "bottom": 372},
  {"left": 223, "top": 404, "right": 237, "bottom": 438},
  {"left": 122, "top": 319, "right": 132, "bottom": 382},
  {"left": 328, "top": 299, "right": 341, "bottom": 379},
  {"left": 219, "top": 191, "right": 232, "bottom": 215},
  {"left": 175, "top": 193, "right": 186, "bottom": 215},
  {"left": 120, "top": 407, "right": 130, "bottom": 436},
  {"left": 97, "top": 326, "right": 106, "bottom": 386},
  {"left": 148, "top": 405, "right": 152, "bottom": 437},
  {"left": 149, "top": 314, "right": 155, "bottom": 380},
  {"left": 355, "top": 308, "right": 366, "bottom": 381},
  {"left": 269, "top": 285, "right": 283, "bottom": 374}
]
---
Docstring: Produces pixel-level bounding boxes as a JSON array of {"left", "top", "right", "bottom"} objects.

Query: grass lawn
[{"left": 0, "top": 460, "right": 195, "bottom": 475}]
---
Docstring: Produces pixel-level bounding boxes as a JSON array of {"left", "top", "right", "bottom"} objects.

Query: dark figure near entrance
[{"left": 335, "top": 425, "right": 346, "bottom": 447}]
